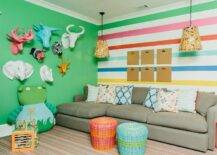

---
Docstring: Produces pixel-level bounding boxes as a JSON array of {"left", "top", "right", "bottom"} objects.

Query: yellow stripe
[{"left": 98, "top": 79, "right": 217, "bottom": 87}]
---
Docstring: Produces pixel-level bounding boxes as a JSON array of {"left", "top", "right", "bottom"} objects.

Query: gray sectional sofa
[{"left": 56, "top": 87, "right": 217, "bottom": 152}]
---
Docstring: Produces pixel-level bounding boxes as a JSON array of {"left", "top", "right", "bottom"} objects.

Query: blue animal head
[{"left": 33, "top": 24, "right": 59, "bottom": 49}]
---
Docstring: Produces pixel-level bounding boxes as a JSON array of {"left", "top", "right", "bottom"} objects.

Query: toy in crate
[
  {"left": 11, "top": 109, "right": 39, "bottom": 152},
  {"left": 12, "top": 130, "right": 35, "bottom": 152}
]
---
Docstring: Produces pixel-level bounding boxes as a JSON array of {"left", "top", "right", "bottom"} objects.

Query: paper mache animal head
[
  {"left": 30, "top": 48, "right": 45, "bottom": 61},
  {"left": 58, "top": 59, "right": 70, "bottom": 76},
  {"left": 7, "top": 28, "right": 34, "bottom": 54},
  {"left": 52, "top": 41, "right": 63, "bottom": 56},
  {"left": 18, "top": 85, "right": 47, "bottom": 105},
  {"left": 33, "top": 24, "right": 59, "bottom": 49},
  {"left": 61, "top": 25, "right": 85, "bottom": 49}
]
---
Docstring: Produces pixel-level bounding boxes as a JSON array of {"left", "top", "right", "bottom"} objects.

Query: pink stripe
[{"left": 100, "top": 16, "right": 217, "bottom": 40}]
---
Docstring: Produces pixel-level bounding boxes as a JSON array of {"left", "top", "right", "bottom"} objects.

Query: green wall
[{"left": 0, "top": 0, "right": 98, "bottom": 124}]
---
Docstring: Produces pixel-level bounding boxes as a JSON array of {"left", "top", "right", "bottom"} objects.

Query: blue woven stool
[{"left": 117, "top": 122, "right": 148, "bottom": 155}]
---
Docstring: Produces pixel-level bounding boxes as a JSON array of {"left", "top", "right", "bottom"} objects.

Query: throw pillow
[
  {"left": 143, "top": 88, "right": 159, "bottom": 109},
  {"left": 96, "top": 85, "right": 116, "bottom": 104},
  {"left": 176, "top": 89, "right": 197, "bottom": 113},
  {"left": 96, "top": 85, "right": 107, "bottom": 103},
  {"left": 115, "top": 85, "right": 134, "bottom": 105},
  {"left": 86, "top": 84, "right": 99, "bottom": 102},
  {"left": 154, "top": 89, "right": 178, "bottom": 112},
  {"left": 106, "top": 85, "right": 116, "bottom": 104},
  {"left": 196, "top": 91, "right": 217, "bottom": 116}
]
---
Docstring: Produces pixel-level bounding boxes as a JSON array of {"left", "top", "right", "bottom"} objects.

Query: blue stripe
[
  {"left": 98, "top": 68, "right": 127, "bottom": 72},
  {"left": 98, "top": 66, "right": 217, "bottom": 72},
  {"left": 173, "top": 66, "right": 217, "bottom": 71}
]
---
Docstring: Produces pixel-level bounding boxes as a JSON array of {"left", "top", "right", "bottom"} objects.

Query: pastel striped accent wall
[{"left": 98, "top": 0, "right": 217, "bottom": 91}]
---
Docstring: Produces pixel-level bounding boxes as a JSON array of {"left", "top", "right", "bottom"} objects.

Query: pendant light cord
[
  {"left": 190, "top": 0, "right": 192, "bottom": 26},
  {"left": 101, "top": 13, "right": 103, "bottom": 36},
  {"left": 100, "top": 12, "right": 105, "bottom": 39}
]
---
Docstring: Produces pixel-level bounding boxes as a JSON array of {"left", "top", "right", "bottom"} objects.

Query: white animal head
[{"left": 61, "top": 25, "right": 85, "bottom": 49}]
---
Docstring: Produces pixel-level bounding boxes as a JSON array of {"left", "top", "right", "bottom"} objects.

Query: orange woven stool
[{"left": 89, "top": 117, "right": 118, "bottom": 151}]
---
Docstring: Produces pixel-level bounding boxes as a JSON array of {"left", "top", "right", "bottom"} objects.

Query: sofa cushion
[
  {"left": 196, "top": 92, "right": 217, "bottom": 116},
  {"left": 131, "top": 87, "right": 149, "bottom": 105},
  {"left": 58, "top": 102, "right": 111, "bottom": 119},
  {"left": 147, "top": 112, "right": 207, "bottom": 133},
  {"left": 106, "top": 104, "right": 152, "bottom": 123}
]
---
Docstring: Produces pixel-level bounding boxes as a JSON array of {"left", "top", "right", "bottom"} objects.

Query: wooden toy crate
[{"left": 12, "top": 130, "right": 35, "bottom": 152}]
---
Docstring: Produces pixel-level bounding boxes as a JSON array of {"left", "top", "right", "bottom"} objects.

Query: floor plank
[{"left": 0, "top": 126, "right": 216, "bottom": 155}]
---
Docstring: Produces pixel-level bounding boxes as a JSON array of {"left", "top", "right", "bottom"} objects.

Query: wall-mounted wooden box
[
  {"left": 141, "top": 67, "right": 154, "bottom": 82},
  {"left": 157, "top": 48, "right": 172, "bottom": 64},
  {"left": 127, "top": 67, "right": 139, "bottom": 81},
  {"left": 141, "top": 50, "right": 154, "bottom": 64},
  {"left": 127, "top": 51, "right": 139, "bottom": 65},
  {"left": 156, "top": 66, "right": 171, "bottom": 82}
]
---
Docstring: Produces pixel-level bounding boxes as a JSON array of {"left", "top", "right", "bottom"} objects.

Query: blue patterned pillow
[
  {"left": 143, "top": 88, "right": 159, "bottom": 108},
  {"left": 115, "top": 85, "right": 134, "bottom": 105}
]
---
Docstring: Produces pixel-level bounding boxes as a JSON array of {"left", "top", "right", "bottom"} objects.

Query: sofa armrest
[
  {"left": 74, "top": 95, "right": 85, "bottom": 102},
  {"left": 207, "top": 104, "right": 217, "bottom": 150}
]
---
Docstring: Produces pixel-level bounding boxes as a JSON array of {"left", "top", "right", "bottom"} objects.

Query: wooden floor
[{"left": 0, "top": 126, "right": 216, "bottom": 155}]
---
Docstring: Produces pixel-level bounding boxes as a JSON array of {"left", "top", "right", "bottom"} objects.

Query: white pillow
[
  {"left": 86, "top": 84, "right": 99, "bottom": 102},
  {"left": 176, "top": 89, "right": 197, "bottom": 113}
]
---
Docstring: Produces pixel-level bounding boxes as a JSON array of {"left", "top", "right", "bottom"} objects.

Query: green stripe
[
  {"left": 107, "top": 50, "right": 217, "bottom": 61},
  {"left": 103, "top": 1, "right": 217, "bottom": 30},
  {"left": 118, "top": 139, "right": 147, "bottom": 147}
]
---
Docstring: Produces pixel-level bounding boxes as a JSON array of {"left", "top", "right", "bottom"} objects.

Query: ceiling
[{"left": 43, "top": 0, "right": 187, "bottom": 23}]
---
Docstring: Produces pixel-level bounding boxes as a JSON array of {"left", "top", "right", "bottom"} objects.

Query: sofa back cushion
[
  {"left": 131, "top": 87, "right": 149, "bottom": 105},
  {"left": 196, "top": 92, "right": 217, "bottom": 116},
  {"left": 83, "top": 85, "right": 88, "bottom": 100}
]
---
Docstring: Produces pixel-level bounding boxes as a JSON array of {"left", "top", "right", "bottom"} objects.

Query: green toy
[{"left": 8, "top": 85, "right": 57, "bottom": 133}]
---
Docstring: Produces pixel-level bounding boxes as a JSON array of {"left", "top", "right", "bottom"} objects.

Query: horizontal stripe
[
  {"left": 98, "top": 67, "right": 127, "bottom": 72},
  {"left": 98, "top": 66, "right": 217, "bottom": 72},
  {"left": 98, "top": 78, "right": 217, "bottom": 87},
  {"left": 98, "top": 61, "right": 127, "bottom": 68},
  {"left": 103, "top": 9, "right": 217, "bottom": 35},
  {"left": 107, "top": 50, "right": 217, "bottom": 62},
  {"left": 98, "top": 56, "right": 217, "bottom": 68},
  {"left": 107, "top": 24, "right": 217, "bottom": 46},
  {"left": 172, "top": 71, "right": 217, "bottom": 81},
  {"left": 103, "top": 1, "right": 217, "bottom": 30},
  {"left": 109, "top": 34, "right": 217, "bottom": 50},
  {"left": 100, "top": 16, "right": 217, "bottom": 40},
  {"left": 98, "top": 71, "right": 217, "bottom": 81},
  {"left": 98, "top": 72, "right": 126, "bottom": 79},
  {"left": 109, "top": 41, "right": 217, "bottom": 55},
  {"left": 108, "top": 56, "right": 126, "bottom": 61}
]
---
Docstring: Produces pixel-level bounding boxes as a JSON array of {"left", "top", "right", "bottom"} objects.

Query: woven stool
[
  {"left": 117, "top": 122, "right": 148, "bottom": 155},
  {"left": 89, "top": 117, "right": 118, "bottom": 151}
]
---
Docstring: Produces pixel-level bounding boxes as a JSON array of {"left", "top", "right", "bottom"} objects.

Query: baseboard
[{"left": 0, "top": 124, "right": 14, "bottom": 138}]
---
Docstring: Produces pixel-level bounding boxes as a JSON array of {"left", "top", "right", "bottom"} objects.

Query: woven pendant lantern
[
  {"left": 95, "top": 12, "right": 109, "bottom": 58},
  {"left": 179, "top": 0, "right": 202, "bottom": 52}
]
